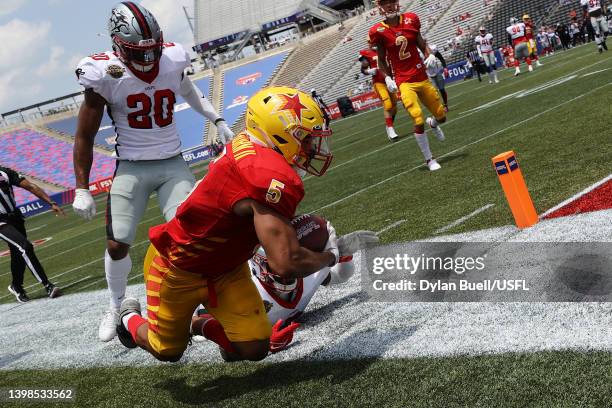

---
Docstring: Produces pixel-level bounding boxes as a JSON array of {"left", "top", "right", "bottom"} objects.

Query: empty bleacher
[{"left": 0, "top": 128, "right": 115, "bottom": 189}]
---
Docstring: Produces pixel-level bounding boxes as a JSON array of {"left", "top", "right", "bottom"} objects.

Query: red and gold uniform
[
  {"left": 524, "top": 20, "right": 537, "bottom": 55},
  {"left": 368, "top": 13, "right": 445, "bottom": 127},
  {"left": 145, "top": 133, "right": 304, "bottom": 357},
  {"left": 359, "top": 48, "right": 397, "bottom": 111}
]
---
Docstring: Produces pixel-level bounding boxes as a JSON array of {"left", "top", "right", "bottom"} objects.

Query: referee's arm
[{"left": 18, "top": 179, "right": 65, "bottom": 216}]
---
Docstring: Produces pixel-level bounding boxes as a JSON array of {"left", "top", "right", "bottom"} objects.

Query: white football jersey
[
  {"left": 251, "top": 262, "right": 332, "bottom": 324},
  {"left": 581, "top": 0, "right": 602, "bottom": 13},
  {"left": 506, "top": 23, "right": 527, "bottom": 40},
  {"left": 475, "top": 33, "right": 495, "bottom": 53},
  {"left": 76, "top": 43, "right": 190, "bottom": 161}
]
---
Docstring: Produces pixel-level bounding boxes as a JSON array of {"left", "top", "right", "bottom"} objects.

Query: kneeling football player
[{"left": 116, "top": 87, "right": 378, "bottom": 363}]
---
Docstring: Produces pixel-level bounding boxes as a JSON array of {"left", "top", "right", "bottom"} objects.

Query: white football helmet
[{"left": 251, "top": 248, "right": 298, "bottom": 294}]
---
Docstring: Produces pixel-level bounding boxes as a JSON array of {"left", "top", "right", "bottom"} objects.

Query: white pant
[
  {"left": 481, "top": 52, "right": 496, "bottom": 68},
  {"left": 107, "top": 155, "right": 195, "bottom": 244},
  {"left": 591, "top": 16, "right": 609, "bottom": 44}
]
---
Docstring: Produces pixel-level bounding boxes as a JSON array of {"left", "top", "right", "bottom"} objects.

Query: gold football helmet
[{"left": 246, "top": 86, "right": 333, "bottom": 177}]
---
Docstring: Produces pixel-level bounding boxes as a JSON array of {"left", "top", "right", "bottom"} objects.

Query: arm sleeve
[
  {"left": 435, "top": 51, "right": 447, "bottom": 68},
  {"left": 327, "top": 259, "right": 355, "bottom": 285},
  {"left": 179, "top": 75, "right": 222, "bottom": 123}
]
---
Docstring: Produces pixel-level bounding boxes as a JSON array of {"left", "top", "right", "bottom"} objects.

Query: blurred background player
[
  {"left": 116, "top": 87, "right": 378, "bottom": 363},
  {"left": 475, "top": 27, "right": 500, "bottom": 84},
  {"left": 581, "top": 0, "right": 609, "bottom": 53},
  {"left": 466, "top": 46, "right": 486, "bottom": 82},
  {"left": 370, "top": 0, "right": 447, "bottom": 171},
  {"left": 72, "top": 2, "right": 233, "bottom": 342},
  {"left": 195, "top": 245, "right": 356, "bottom": 353},
  {"left": 523, "top": 14, "right": 543, "bottom": 67},
  {"left": 359, "top": 41, "right": 399, "bottom": 141},
  {"left": 1, "top": 166, "right": 63, "bottom": 303},
  {"left": 507, "top": 17, "right": 534, "bottom": 76},
  {"left": 423, "top": 43, "right": 449, "bottom": 111}
]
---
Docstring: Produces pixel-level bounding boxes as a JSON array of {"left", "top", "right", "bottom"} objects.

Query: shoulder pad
[{"left": 161, "top": 42, "right": 190, "bottom": 72}]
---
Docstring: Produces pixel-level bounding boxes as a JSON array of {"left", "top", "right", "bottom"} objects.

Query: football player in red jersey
[
  {"left": 115, "top": 86, "right": 378, "bottom": 362},
  {"left": 369, "top": 0, "right": 448, "bottom": 171},
  {"left": 359, "top": 40, "right": 399, "bottom": 141},
  {"left": 522, "top": 14, "right": 543, "bottom": 67}
]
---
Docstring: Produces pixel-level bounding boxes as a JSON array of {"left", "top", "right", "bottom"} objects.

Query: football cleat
[
  {"left": 98, "top": 309, "right": 119, "bottom": 342},
  {"left": 427, "top": 118, "right": 445, "bottom": 142},
  {"left": 45, "top": 283, "right": 61, "bottom": 299},
  {"left": 116, "top": 298, "right": 142, "bottom": 349},
  {"left": 536, "top": 60, "right": 543, "bottom": 67},
  {"left": 514, "top": 68, "right": 521, "bottom": 76},
  {"left": 386, "top": 127, "right": 399, "bottom": 142},
  {"left": 528, "top": 65, "right": 534, "bottom": 72},
  {"left": 8, "top": 285, "right": 30, "bottom": 303},
  {"left": 602, "top": 41, "right": 608, "bottom": 51},
  {"left": 427, "top": 159, "right": 442, "bottom": 171}
]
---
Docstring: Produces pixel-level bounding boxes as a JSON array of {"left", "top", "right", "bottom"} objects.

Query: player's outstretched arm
[
  {"left": 73, "top": 89, "right": 104, "bottom": 220},
  {"left": 234, "top": 199, "right": 336, "bottom": 279},
  {"left": 179, "top": 75, "right": 234, "bottom": 143}
]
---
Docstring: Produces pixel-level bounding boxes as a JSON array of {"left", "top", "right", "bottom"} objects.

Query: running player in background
[
  {"left": 369, "top": 0, "right": 448, "bottom": 171},
  {"left": 359, "top": 41, "right": 399, "bottom": 141},
  {"left": 523, "top": 14, "right": 543, "bottom": 67},
  {"left": 581, "top": 0, "right": 609, "bottom": 53},
  {"left": 423, "top": 43, "right": 449, "bottom": 110},
  {"left": 507, "top": 17, "right": 534, "bottom": 76},
  {"left": 474, "top": 26, "right": 500, "bottom": 84}
]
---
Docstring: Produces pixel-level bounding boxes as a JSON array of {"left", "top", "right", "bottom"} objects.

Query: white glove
[
  {"left": 385, "top": 75, "right": 398, "bottom": 93},
  {"left": 324, "top": 221, "right": 339, "bottom": 265},
  {"left": 424, "top": 54, "right": 438, "bottom": 69},
  {"left": 73, "top": 188, "right": 96, "bottom": 220},
  {"left": 337, "top": 231, "right": 379, "bottom": 256},
  {"left": 216, "top": 120, "right": 235, "bottom": 144},
  {"left": 365, "top": 68, "right": 378, "bottom": 75}
]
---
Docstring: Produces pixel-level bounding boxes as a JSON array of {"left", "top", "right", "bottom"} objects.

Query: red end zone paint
[{"left": 544, "top": 180, "right": 612, "bottom": 219}]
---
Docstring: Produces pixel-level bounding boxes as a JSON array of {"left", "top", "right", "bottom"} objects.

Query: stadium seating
[
  {"left": 12, "top": 188, "right": 38, "bottom": 206},
  {"left": 0, "top": 128, "right": 115, "bottom": 189}
]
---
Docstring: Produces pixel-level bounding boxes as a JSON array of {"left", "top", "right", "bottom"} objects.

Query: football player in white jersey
[
  {"left": 581, "top": 0, "right": 609, "bottom": 53},
  {"left": 475, "top": 27, "right": 500, "bottom": 84},
  {"left": 506, "top": 17, "right": 534, "bottom": 76},
  {"left": 72, "top": 2, "right": 234, "bottom": 342},
  {"left": 422, "top": 44, "right": 450, "bottom": 111},
  {"left": 194, "top": 248, "right": 355, "bottom": 353}
]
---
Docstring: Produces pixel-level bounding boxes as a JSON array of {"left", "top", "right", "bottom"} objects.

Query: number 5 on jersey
[{"left": 267, "top": 179, "right": 285, "bottom": 204}]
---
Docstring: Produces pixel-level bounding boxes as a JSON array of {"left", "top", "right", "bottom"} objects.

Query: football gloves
[
  {"left": 325, "top": 221, "right": 380, "bottom": 265},
  {"left": 424, "top": 54, "right": 438, "bottom": 69},
  {"left": 269, "top": 319, "right": 300, "bottom": 353},
  {"left": 385, "top": 75, "right": 398, "bottom": 93},
  {"left": 216, "top": 120, "right": 235, "bottom": 144},
  {"left": 365, "top": 68, "right": 378, "bottom": 75},
  {"left": 73, "top": 188, "right": 96, "bottom": 220}
]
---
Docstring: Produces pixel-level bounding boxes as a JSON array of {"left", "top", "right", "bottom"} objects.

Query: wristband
[{"left": 214, "top": 118, "right": 226, "bottom": 125}]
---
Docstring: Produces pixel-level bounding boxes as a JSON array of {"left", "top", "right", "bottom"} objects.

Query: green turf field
[
  {"left": 2, "top": 44, "right": 609, "bottom": 304},
  {"left": 1, "top": 44, "right": 611, "bottom": 408}
]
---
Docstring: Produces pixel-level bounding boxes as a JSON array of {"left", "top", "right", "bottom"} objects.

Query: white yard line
[
  {"left": 58, "top": 275, "right": 94, "bottom": 290},
  {"left": 308, "top": 82, "right": 612, "bottom": 214},
  {"left": 582, "top": 68, "right": 611, "bottom": 77},
  {"left": 434, "top": 204, "right": 495, "bottom": 234},
  {"left": 539, "top": 174, "right": 612, "bottom": 218},
  {"left": 376, "top": 219, "right": 408, "bottom": 235},
  {"left": 27, "top": 224, "right": 48, "bottom": 233}
]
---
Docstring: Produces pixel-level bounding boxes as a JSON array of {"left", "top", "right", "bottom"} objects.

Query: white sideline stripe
[
  {"left": 376, "top": 219, "right": 408, "bottom": 235},
  {"left": 434, "top": 204, "right": 495, "bottom": 234},
  {"left": 0, "top": 240, "right": 150, "bottom": 300},
  {"left": 539, "top": 174, "right": 612, "bottom": 218},
  {"left": 582, "top": 68, "right": 611, "bottom": 77},
  {"left": 308, "top": 82, "right": 612, "bottom": 214}
]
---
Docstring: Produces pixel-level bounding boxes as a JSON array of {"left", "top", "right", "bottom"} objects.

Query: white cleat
[
  {"left": 489, "top": 79, "right": 493, "bottom": 84},
  {"left": 536, "top": 60, "right": 543, "bottom": 67},
  {"left": 427, "top": 159, "right": 442, "bottom": 171},
  {"left": 514, "top": 68, "right": 521, "bottom": 76},
  {"left": 386, "top": 127, "right": 399, "bottom": 142},
  {"left": 99, "top": 309, "right": 120, "bottom": 342},
  {"left": 495, "top": 77, "right": 500, "bottom": 84},
  {"left": 431, "top": 125, "right": 445, "bottom": 142},
  {"left": 528, "top": 64, "right": 534, "bottom": 72}
]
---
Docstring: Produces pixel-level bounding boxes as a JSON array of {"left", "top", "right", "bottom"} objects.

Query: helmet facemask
[
  {"left": 113, "top": 35, "right": 163, "bottom": 72},
  {"left": 377, "top": 0, "right": 401, "bottom": 19},
  {"left": 252, "top": 253, "right": 298, "bottom": 295},
  {"left": 291, "top": 124, "right": 333, "bottom": 177}
]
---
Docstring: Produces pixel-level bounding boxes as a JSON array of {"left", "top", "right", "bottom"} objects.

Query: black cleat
[
  {"left": 8, "top": 285, "right": 30, "bottom": 303},
  {"left": 116, "top": 298, "right": 141, "bottom": 349},
  {"left": 45, "top": 283, "right": 61, "bottom": 298},
  {"left": 603, "top": 41, "right": 608, "bottom": 51}
]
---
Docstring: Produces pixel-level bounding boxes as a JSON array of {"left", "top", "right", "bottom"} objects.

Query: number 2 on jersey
[
  {"left": 127, "top": 90, "right": 176, "bottom": 129},
  {"left": 395, "top": 36, "right": 412, "bottom": 60}
]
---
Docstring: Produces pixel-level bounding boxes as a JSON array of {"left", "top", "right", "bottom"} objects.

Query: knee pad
[
  {"left": 382, "top": 96, "right": 393, "bottom": 112},
  {"left": 402, "top": 97, "right": 424, "bottom": 126}
]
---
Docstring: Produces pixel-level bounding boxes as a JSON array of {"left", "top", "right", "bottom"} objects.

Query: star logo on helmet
[{"left": 277, "top": 93, "right": 308, "bottom": 122}]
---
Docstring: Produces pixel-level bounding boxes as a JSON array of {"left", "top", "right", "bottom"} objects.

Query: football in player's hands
[{"left": 291, "top": 214, "right": 329, "bottom": 252}]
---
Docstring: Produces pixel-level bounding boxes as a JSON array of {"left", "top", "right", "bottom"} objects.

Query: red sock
[
  {"left": 514, "top": 60, "right": 520, "bottom": 67},
  {"left": 200, "top": 314, "right": 235, "bottom": 354},
  {"left": 526, "top": 57, "right": 532, "bottom": 65},
  {"left": 385, "top": 117, "right": 394, "bottom": 127},
  {"left": 127, "top": 315, "right": 147, "bottom": 341}
]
